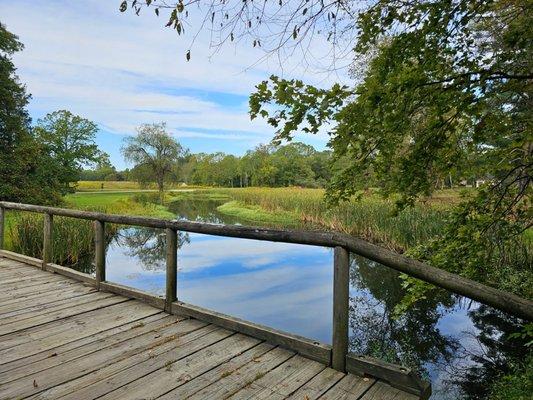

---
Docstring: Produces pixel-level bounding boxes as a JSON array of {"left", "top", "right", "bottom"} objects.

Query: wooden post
[
  {"left": 332, "top": 246, "right": 350, "bottom": 372},
  {"left": 42, "top": 213, "right": 53, "bottom": 270},
  {"left": 0, "top": 207, "right": 4, "bottom": 250},
  {"left": 165, "top": 228, "right": 178, "bottom": 312},
  {"left": 94, "top": 220, "right": 106, "bottom": 289}
]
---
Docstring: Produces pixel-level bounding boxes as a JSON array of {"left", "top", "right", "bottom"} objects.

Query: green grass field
[
  {"left": 74, "top": 181, "right": 202, "bottom": 191},
  {"left": 65, "top": 192, "right": 141, "bottom": 207},
  {"left": 63, "top": 184, "right": 464, "bottom": 252}
]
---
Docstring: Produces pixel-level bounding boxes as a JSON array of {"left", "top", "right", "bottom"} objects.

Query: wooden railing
[{"left": 1, "top": 201, "right": 532, "bottom": 398}]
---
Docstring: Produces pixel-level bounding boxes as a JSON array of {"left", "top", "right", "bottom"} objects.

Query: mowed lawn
[{"left": 65, "top": 192, "right": 143, "bottom": 208}]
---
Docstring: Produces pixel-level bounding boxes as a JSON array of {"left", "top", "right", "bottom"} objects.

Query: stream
[{"left": 73, "top": 196, "right": 526, "bottom": 399}]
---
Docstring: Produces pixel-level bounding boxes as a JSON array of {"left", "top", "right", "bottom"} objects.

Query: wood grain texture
[
  {"left": 94, "top": 219, "right": 106, "bottom": 287},
  {"left": 332, "top": 246, "right": 350, "bottom": 371},
  {"left": 0, "top": 255, "right": 424, "bottom": 400}
]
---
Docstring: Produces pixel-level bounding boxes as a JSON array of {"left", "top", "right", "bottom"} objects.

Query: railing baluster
[
  {"left": 0, "top": 206, "right": 4, "bottom": 250},
  {"left": 165, "top": 228, "right": 178, "bottom": 313},
  {"left": 94, "top": 220, "right": 106, "bottom": 289},
  {"left": 42, "top": 213, "right": 53, "bottom": 271},
  {"left": 332, "top": 246, "right": 350, "bottom": 372}
]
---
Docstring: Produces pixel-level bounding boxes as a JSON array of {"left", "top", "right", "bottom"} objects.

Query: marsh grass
[
  {"left": 6, "top": 193, "right": 173, "bottom": 272},
  {"left": 210, "top": 187, "right": 449, "bottom": 251},
  {"left": 9, "top": 212, "right": 99, "bottom": 268}
]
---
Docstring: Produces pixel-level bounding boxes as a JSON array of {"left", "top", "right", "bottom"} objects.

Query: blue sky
[{"left": 1, "top": 1, "right": 348, "bottom": 169}]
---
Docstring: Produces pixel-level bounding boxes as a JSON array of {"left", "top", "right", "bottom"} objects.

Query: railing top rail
[{"left": 1, "top": 200, "right": 532, "bottom": 321}]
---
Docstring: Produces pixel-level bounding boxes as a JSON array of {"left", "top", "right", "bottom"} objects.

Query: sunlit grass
[
  {"left": 208, "top": 187, "right": 450, "bottom": 251},
  {"left": 74, "top": 180, "right": 203, "bottom": 191}
]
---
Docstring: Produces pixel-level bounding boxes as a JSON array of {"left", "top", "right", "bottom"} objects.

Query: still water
[{"left": 79, "top": 197, "right": 525, "bottom": 399}]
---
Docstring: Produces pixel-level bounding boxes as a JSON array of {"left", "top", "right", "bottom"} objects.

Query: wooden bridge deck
[{"left": 0, "top": 257, "right": 418, "bottom": 400}]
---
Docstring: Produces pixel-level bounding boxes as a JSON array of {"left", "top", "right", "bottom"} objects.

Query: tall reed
[
  {"left": 213, "top": 187, "right": 448, "bottom": 251},
  {"left": 9, "top": 213, "right": 95, "bottom": 265}
]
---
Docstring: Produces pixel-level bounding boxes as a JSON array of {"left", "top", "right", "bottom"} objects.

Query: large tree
[
  {"left": 123, "top": 0, "right": 532, "bottom": 299},
  {"left": 34, "top": 110, "right": 102, "bottom": 194},
  {"left": 122, "top": 122, "right": 186, "bottom": 202},
  {"left": 0, "top": 23, "right": 61, "bottom": 205}
]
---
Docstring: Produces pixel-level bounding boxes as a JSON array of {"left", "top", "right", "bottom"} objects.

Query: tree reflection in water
[
  {"left": 116, "top": 227, "right": 190, "bottom": 271},
  {"left": 348, "top": 255, "right": 458, "bottom": 379},
  {"left": 348, "top": 255, "right": 531, "bottom": 399},
  {"left": 446, "top": 306, "right": 529, "bottom": 399}
]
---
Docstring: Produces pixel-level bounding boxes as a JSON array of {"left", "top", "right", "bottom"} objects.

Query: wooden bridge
[{"left": 1, "top": 202, "right": 532, "bottom": 400}]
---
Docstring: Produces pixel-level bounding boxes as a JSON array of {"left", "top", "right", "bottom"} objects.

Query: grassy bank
[
  {"left": 207, "top": 187, "right": 451, "bottom": 252},
  {"left": 64, "top": 192, "right": 174, "bottom": 218},
  {"left": 74, "top": 180, "right": 201, "bottom": 191},
  {"left": 4, "top": 191, "right": 175, "bottom": 269},
  {"left": 217, "top": 200, "right": 299, "bottom": 226}
]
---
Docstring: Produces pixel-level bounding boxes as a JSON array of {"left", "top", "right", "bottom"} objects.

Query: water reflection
[
  {"left": 349, "top": 255, "right": 459, "bottom": 378},
  {"left": 117, "top": 227, "right": 190, "bottom": 271},
  {"left": 167, "top": 197, "right": 242, "bottom": 225},
  {"left": 95, "top": 197, "right": 528, "bottom": 399},
  {"left": 446, "top": 306, "right": 528, "bottom": 399}
]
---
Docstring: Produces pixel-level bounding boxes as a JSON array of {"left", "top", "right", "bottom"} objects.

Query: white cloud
[
  {"left": 103, "top": 233, "right": 334, "bottom": 341},
  {"left": 1, "top": 0, "right": 349, "bottom": 151}
]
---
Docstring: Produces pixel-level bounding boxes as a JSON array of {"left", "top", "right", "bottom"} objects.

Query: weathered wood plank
[
  {"left": 0, "top": 278, "right": 80, "bottom": 301},
  {"left": 286, "top": 367, "right": 345, "bottom": 399},
  {"left": 158, "top": 342, "right": 277, "bottom": 399},
  {"left": 45, "top": 262, "right": 95, "bottom": 284},
  {"left": 0, "top": 293, "right": 122, "bottom": 336},
  {"left": 227, "top": 354, "right": 325, "bottom": 399},
  {"left": 0, "top": 314, "right": 173, "bottom": 383},
  {"left": 172, "top": 301, "right": 332, "bottom": 364},
  {"left": 0, "top": 293, "right": 126, "bottom": 336},
  {"left": 0, "top": 318, "right": 208, "bottom": 399},
  {"left": 0, "top": 250, "right": 95, "bottom": 284},
  {"left": 95, "top": 333, "right": 258, "bottom": 400},
  {"left": 33, "top": 325, "right": 225, "bottom": 400},
  {"left": 185, "top": 347, "right": 295, "bottom": 400},
  {"left": 0, "top": 250, "right": 42, "bottom": 267},
  {"left": 0, "top": 285, "right": 98, "bottom": 316},
  {"left": 0, "top": 258, "right": 46, "bottom": 273},
  {"left": 100, "top": 281, "right": 165, "bottom": 309},
  {"left": 0, "top": 271, "right": 65, "bottom": 286},
  {"left": 0, "top": 281, "right": 95, "bottom": 310},
  {"left": 346, "top": 354, "right": 431, "bottom": 399},
  {"left": 0, "top": 301, "right": 160, "bottom": 363},
  {"left": 318, "top": 373, "right": 376, "bottom": 400},
  {"left": 0, "top": 290, "right": 112, "bottom": 324},
  {"left": 0, "top": 312, "right": 167, "bottom": 373},
  {"left": 357, "top": 380, "right": 419, "bottom": 400}
]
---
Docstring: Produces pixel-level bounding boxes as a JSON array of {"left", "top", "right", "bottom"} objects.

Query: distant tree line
[
  {"left": 81, "top": 137, "right": 333, "bottom": 188},
  {"left": 81, "top": 121, "right": 494, "bottom": 193},
  {"left": 181, "top": 142, "right": 332, "bottom": 188}
]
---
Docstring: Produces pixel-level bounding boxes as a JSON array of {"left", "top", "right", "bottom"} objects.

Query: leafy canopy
[
  {"left": 123, "top": 1, "right": 532, "bottom": 303},
  {"left": 0, "top": 23, "right": 62, "bottom": 205},
  {"left": 34, "top": 110, "right": 102, "bottom": 194},
  {"left": 122, "top": 122, "right": 186, "bottom": 201}
]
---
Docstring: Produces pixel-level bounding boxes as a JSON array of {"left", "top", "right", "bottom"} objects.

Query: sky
[{"left": 1, "top": 0, "right": 351, "bottom": 169}]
